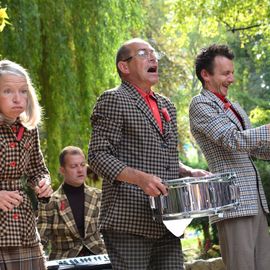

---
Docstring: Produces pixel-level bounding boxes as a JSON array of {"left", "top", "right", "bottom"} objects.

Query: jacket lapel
[
  {"left": 231, "top": 102, "right": 250, "bottom": 130},
  {"left": 57, "top": 186, "right": 80, "bottom": 238},
  {"left": 202, "top": 89, "right": 244, "bottom": 131},
  {"left": 156, "top": 95, "right": 171, "bottom": 140},
  {"left": 84, "top": 187, "right": 96, "bottom": 234}
]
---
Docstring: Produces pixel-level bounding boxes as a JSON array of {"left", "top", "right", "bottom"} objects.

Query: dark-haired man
[
  {"left": 88, "top": 38, "right": 209, "bottom": 270},
  {"left": 38, "top": 146, "right": 106, "bottom": 260},
  {"left": 189, "top": 44, "right": 270, "bottom": 270}
]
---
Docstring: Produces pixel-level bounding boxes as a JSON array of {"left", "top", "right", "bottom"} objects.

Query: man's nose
[
  {"left": 77, "top": 165, "right": 84, "bottom": 172},
  {"left": 149, "top": 54, "right": 158, "bottom": 63},
  {"left": 228, "top": 74, "right": 234, "bottom": 83}
]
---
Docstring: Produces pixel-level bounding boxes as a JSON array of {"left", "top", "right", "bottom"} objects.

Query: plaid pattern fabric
[
  {"left": 0, "top": 119, "right": 50, "bottom": 247},
  {"left": 102, "top": 230, "right": 183, "bottom": 270},
  {"left": 37, "top": 184, "right": 106, "bottom": 260},
  {"left": 189, "top": 89, "right": 270, "bottom": 223},
  {"left": 88, "top": 81, "right": 180, "bottom": 239},
  {"left": 0, "top": 244, "right": 46, "bottom": 270}
]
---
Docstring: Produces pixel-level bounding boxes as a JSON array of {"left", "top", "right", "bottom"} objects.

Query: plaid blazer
[
  {"left": 88, "top": 81, "right": 180, "bottom": 239},
  {"left": 37, "top": 184, "right": 106, "bottom": 260},
  {"left": 0, "top": 119, "right": 50, "bottom": 246},
  {"left": 189, "top": 89, "right": 270, "bottom": 223}
]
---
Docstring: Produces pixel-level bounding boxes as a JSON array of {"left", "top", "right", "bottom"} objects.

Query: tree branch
[
  {"left": 230, "top": 24, "right": 262, "bottom": 33},
  {"left": 218, "top": 17, "right": 262, "bottom": 33}
]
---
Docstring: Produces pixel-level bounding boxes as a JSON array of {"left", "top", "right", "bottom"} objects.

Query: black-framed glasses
[{"left": 123, "top": 49, "right": 162, "bottom": 62}]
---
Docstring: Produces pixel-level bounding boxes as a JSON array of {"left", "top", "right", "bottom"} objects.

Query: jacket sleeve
[
  {"left": 86, "top": 188, "right": 107, "bottom": 254},
  {"left": 26, "top": 128, "right": 51, "bottom": 187},
  {"left": 37, "top": 200, "right": 55, "bottom": 249},
  {"left": 189, "top": 97, "right": 270, "bottom": 153},
  {"left": 88, "top": 91, "right": 126, "bottom": 184},
  {"left": 250, "top": 147, "right": 270, "bottom": 160}
]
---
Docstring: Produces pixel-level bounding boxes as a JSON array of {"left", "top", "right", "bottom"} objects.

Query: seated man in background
[{"left": 37, "top": 146, "right": 106, "bottom": 260}]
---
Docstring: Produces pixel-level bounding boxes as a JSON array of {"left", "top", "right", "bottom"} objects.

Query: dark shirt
[{"left": 63, "top": 183, "right": 85, "bottom": 238}]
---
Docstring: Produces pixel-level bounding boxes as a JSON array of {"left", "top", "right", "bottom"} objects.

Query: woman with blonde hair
[{"left": 0, "top": 59, "right": 52, "bottom": 270}]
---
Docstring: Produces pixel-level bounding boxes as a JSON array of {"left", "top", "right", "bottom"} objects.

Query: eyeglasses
[{"left": 123, "top": 49, "right": 162, "bottom": 62}]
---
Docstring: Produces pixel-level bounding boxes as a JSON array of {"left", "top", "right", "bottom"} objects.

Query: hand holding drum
[{"left": 138, "top": 173, "right": 168, "bottom": 197}]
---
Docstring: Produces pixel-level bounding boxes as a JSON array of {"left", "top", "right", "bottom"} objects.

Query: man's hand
[
  {"left": 179, "top": 162, "right": 211, "bottom": 178},
  {"left": 188, "top": 168, "right": 211, "bottom": 177},
  {"left": 117, "top": 167, "right": 168, "bottom": 197},
  {"left": 0, "top": 190, "right": 23, "bottom": 211},
  {"left": 137, "top": 173, "right": 168, "bottom": 197}
]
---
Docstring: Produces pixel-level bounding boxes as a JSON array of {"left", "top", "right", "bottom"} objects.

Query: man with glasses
[{"left": 88, "top": 38, "right": 208, "bottom": 270}]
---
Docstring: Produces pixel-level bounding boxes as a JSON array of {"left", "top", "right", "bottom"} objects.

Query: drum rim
[
  {"left": 160, "top": 202, "right": 239, "bottom": 220},
  {"left": 165, "top": 172, "right": 236, "bottom": 187}
]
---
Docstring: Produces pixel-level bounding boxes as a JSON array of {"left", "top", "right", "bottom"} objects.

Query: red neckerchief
[
  {"left": 16, "top": 125, "right": 25, "bottom": 141},
  {"left": 10, "top": 120, "right": 25, "bottom": 141},
  {"left": 213, "top": 92, "right": 244, "bottom": 128}
]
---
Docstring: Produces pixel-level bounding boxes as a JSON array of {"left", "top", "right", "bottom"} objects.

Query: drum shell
[{"left": 149, "top": 173, "right": 239, "bottom": 221}]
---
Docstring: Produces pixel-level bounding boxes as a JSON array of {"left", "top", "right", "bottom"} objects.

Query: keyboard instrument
[{"left": 46, "top": 254, "right": 112, "bottom": 269}]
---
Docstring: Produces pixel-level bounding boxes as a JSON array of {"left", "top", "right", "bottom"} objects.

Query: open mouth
[{"left": 147, "top": 66, "right": 157, "bottom": 73}]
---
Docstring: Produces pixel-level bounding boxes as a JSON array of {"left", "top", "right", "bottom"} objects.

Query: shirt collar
[
  {"left": 212, "top": 91, "right": 227, "bottom": 103},
  {"left": 133, "top": 84, "right": 155, "bottom": 99}
]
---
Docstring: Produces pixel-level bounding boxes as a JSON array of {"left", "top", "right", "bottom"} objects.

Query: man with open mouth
[{"left": 88, "top": 38, "right": 208, "bottom": 270}]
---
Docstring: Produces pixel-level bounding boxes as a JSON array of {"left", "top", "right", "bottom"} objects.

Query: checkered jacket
[
  {"left": 88, "top": 81, "right": 180, "bottom": 239},
  {"left": 0, "top": 119, "right": 50, "bottom": 246},
  {"left": 37, "top": 184, "right": 106, "bottom": 260},
  {"left": 189, "top": 89, "right": 270, "bottom": 223}
]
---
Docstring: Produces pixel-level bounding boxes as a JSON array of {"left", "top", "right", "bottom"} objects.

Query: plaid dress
[{"left": 0, "top": 119, "right": 50, "bottom": 269}]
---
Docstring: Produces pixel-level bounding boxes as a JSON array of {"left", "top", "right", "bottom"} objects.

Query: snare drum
[{"left": 149, "top": 172, "right": 240, "bottom": 221}]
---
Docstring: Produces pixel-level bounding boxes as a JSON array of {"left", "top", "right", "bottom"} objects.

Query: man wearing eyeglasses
[{"left": 88, "top": 38, "right": 208, "bottom": 270}]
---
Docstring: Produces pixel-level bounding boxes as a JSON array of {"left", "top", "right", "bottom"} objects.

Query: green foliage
[
  {"left": 250, "top": 107, "right": 270, "bottom": 127},
  {"left": 254, "top": 160, "right": 270, "bottom": 215},
  {"left": 0, "top": 0, "right": 146, "bottom": 185},
  {"left": 146, "top": 0, "right": 270, "bottom": 158}
]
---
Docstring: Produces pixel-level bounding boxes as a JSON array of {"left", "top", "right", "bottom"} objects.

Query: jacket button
[
  {"left": 9, "top": 161, "right": 16, "bottom": 167},
  {"left": 165, "top": 165, "right": 170, "bottom": 171},
  {"left": 161, "top": 143, "right": 168, "bottom": 149},
  {"left": 9, "top": 142, "right": 16, "bottom": 148}
]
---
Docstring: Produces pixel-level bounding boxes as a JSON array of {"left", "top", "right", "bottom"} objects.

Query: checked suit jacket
[
  {"left": 189, "top": 89, "right": 270, "bottom": 223},
  {"left": 88, "top": 81, "right": 180, "bottom": 239},
  {"left": 37, "top": 184, "right": 106, "bottom": 260}
]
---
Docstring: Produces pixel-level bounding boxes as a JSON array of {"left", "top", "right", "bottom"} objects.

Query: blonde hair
[{"left": 0, "top": 60, "right": 42, "bottom": 129}]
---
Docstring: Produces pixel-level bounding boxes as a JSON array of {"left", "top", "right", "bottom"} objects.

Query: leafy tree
[{"left": 0, "top": 0, "right": 146, "bottom": 185}]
